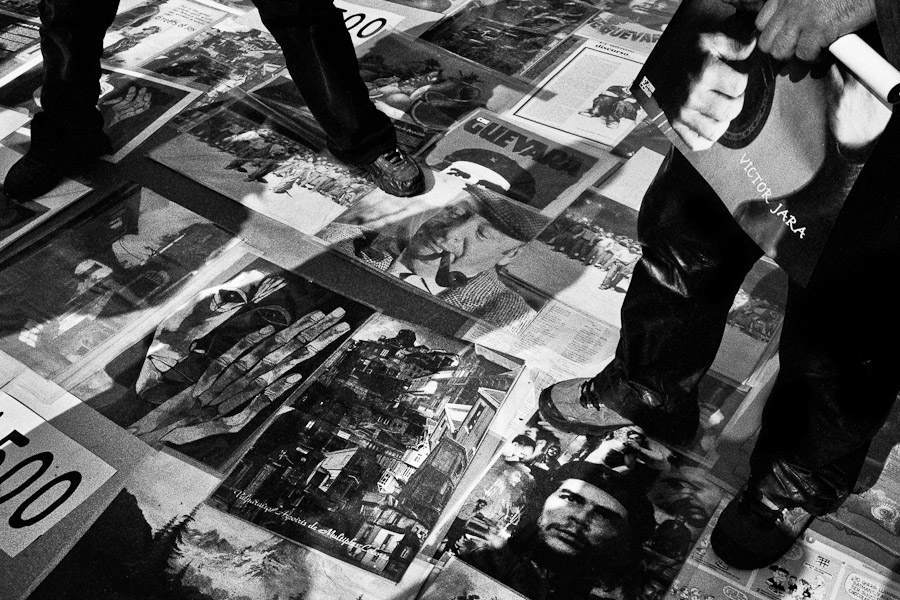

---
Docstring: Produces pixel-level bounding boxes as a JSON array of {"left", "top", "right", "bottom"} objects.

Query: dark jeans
[
  {"left": 36, "top": 0, "right": 396, "bottom": 164},
  {"left": 605, "top": 122, "right": 900, "bottom": 515}
]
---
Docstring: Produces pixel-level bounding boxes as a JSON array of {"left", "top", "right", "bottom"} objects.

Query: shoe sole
[{"left": 537, "top": 380, "right": 632, "bottom": 437}]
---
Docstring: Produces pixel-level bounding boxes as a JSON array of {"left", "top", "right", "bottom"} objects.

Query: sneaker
[
  {"left": 710, "top": 489, "right": 814, "bottom": 570},
  {"left": 359, "top": 147, "right": 425, "bottom": 198},
  {"left": 538, "top": 364, "right": 699, "bottom": 445}
]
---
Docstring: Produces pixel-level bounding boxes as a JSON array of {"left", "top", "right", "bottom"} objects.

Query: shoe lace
[{"left": 381, "top": 148, "right": 406, "bottom": 166}]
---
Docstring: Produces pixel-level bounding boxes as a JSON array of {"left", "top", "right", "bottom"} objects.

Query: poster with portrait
[
  {"left": 509, "top": 40, "right": 645, "bottom": 149},
  {"left": 149, "top": 98, "right": 375, "bottom": 235},
  {"left": 67, "top": 253, "right": 376, "bottom": 473},
  {"left": 0, "top": 183, "right": 234, "bottom": 383},
  {"left": 101, "top": 0, "right": 228, "bottom": 69},
  {"left": 421, "top": 0, "right": 599, "bottom": 78},
  {"left": 429, "top": 409, "right": 728, "bottom": 600},
  {"left": 574, "top": 0, "right": 680, "bottom": 56},
  {"left": 206, "top": 312, "right": 526, "bottom": 582},
  {"left": 0, "top": 63, "right": 203, "bottom": 162},
  {"left": 314, "top": 170, "right": 553, "bottom": 334},
  {"left": 419, "top": 108, "right": 618, "bottom": 212}
]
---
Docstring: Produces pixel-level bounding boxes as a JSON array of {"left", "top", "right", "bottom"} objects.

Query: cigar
[{"left": 830, "top": 33, "right": 900, "bottom": 104}]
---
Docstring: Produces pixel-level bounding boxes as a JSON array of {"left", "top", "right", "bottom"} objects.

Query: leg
[
  {"left": 3, "top": 0, "right": 119, "bottom": 201},
  {"left": 712, "top": 113, "right": 900, "bottom": 569},
  {"left": 539, "top": 150, "right": 763, "bottom": 444},
  {"left": 249, "top": 0, "right": 423, "bottom": 196}
]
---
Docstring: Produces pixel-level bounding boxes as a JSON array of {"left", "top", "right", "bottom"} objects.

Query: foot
[
  {"left": 710, "top": 488, "right": 813, "bottom": 570},
  {"left": 3, "top": 153, "right": 67, "bottom": 202},
  {"left": 359, "top": 147, "right": 425, "bottom": 198},
  {"left": 538, "top": 365, "right": 699, "bottom": 445}
]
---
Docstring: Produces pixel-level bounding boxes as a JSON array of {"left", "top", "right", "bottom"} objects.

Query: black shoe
[
  {"left": 3, "top": 153, "right": 68, "bottom": 202},
  {"left": 710, "top": 489, "right": 814, "bottom": 570},
  {"left": 538, "top": 363, "right": 699, "bottom": 445},
  {"left": 359, "top": 147, "right": 425, "bottom": 197}
]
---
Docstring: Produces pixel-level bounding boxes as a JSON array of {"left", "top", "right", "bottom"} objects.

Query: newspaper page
[
  {"left": 684, "top": 524, "right": 900, "bottom": 600},
  {"left": 149, "top": 98, "right": 376, "bottom": 235},
  {"left": 628, "top": 0, "right": 888, "bottom": 284},
  {"left": 0, "top": 11, "right": 38, "bottom": 62},
  {"left": 101, "top": 0, "right": 228, "bottom": 69},
  {"left": 315, "top": 170, "right": 554, "bottom": 334},
  {"left": 424, "top": 406, "right": 729, "bottom": 600},
  {"left": 0, "top": 0, "right": 37, "bottom": 20},
  {"left": 419, "top": 108, "right": 620, "bottom": 212},
  {"left": 509, "top": 39, "right": 646, "bottom": 149},
  {"left": 421, "top": 0, "right": 600, "bottom": 78},
  {"left": 0, "top": 63, "right": 203, "bottom": 162}
]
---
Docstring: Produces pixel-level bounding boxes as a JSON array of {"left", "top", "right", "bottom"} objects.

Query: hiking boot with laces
[
  {"left": 359, "top": 147, "right": 425, "bottom": 197},
  {"left": 538, "top": 363, "right": 699, "bottom": 445},
  {"left": 711, "top": 488, "right": 814, "bottom": 570}
]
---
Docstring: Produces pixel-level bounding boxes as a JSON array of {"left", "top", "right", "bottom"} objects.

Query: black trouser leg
[
  {"left": 600, "top": 149, "right": 763, "bottom": 407},
  {"left": 746, "top": 114, "right": 900, "bottom": 515},
  {"left": 251, "top": 0, "right": 396, "bottom": 165},
  {"left": 34, "top": 0, "right": 119, "bottom": 156}
]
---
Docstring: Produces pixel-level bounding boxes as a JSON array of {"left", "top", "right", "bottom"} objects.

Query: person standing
[{"left": 3, "top": 0, "right": 424, "bottom": 202}]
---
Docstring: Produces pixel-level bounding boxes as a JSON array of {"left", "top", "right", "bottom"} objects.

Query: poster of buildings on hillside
[
  {"left": 419, "top": 108, "right": 616, "bottom": 212},
  {"left": 509, "top": 40, "right": 645, "bottom": 149},
  {"left": 421, "top": 0, "right": 599, "bottom": 77},
  {"left": 0, "top": 184, "right": 233, "bottom": 382},
  {"left": 208, "top": 313, "right": 525, "bottom": 581}
]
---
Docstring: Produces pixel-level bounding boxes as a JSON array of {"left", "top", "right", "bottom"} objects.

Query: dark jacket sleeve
[{"left": 875, "top": 0, "right": 900, "bottom": 67}]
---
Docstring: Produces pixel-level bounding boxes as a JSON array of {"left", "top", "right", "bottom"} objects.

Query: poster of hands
[
  {"left": 0, "top": 63, "right": 202, "bottom": 161},
  {"left": 87, "top": 254, "right": 376, "bottom": 471}
]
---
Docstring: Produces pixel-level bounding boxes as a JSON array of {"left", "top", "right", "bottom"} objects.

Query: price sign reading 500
[
  {"left": 335, "top": 0, "right": 404, "bottom": 45},
  {"left": 0, "top": 393, "right": 116, "bottom": 557}
]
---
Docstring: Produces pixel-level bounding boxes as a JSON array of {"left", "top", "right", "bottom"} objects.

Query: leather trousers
[
  {"left": 35, "top": 0, "right": 397, "bottom": 165},
  {"left": 603, "top": 131, "right": 900, "bottom": 515}
]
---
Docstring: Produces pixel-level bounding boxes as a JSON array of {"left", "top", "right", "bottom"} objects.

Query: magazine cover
[
  {"left": 0, "top": 146, "right": 92, "bottom": 252},
  {"left": 149, "top": 98, "right": 376, "bottom": 235},
  {"left": 0, "top": 183, "right": 235, "bottom": 382},
  {"left": 207, "top": 312, "right": 526, "bottom": 581},
  {"left": 66, "top": 253, "right": 377, "bottom": 472},
  {"left": 248, "top": 30, "right": 531, "bottom": 155},
  {"left": 421, "top": 0, "right": 600, "bottom": 78},
  {"left": 315, "top": 170, "right": 553, "bottom": 334},
  {"left": 509, "top": 39, "right": 646, "bottom": 149},
  {"left": 0, "top": 0, "right": 36, "bottom": 20},
  {"left": 0, "top": 63, "right": 203, "bottom": 162},
  {"left": 101, "top": 0, "right": 228, "bottom": 69},
  {"left": 419, "top": 108, "right": 618, "bottom": 211},
  {"left": 628, "top": 0, "right": 890, "bottom": 284},
  {"left": 429, "top": 409, "right": 728, "bottom": 600}
]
